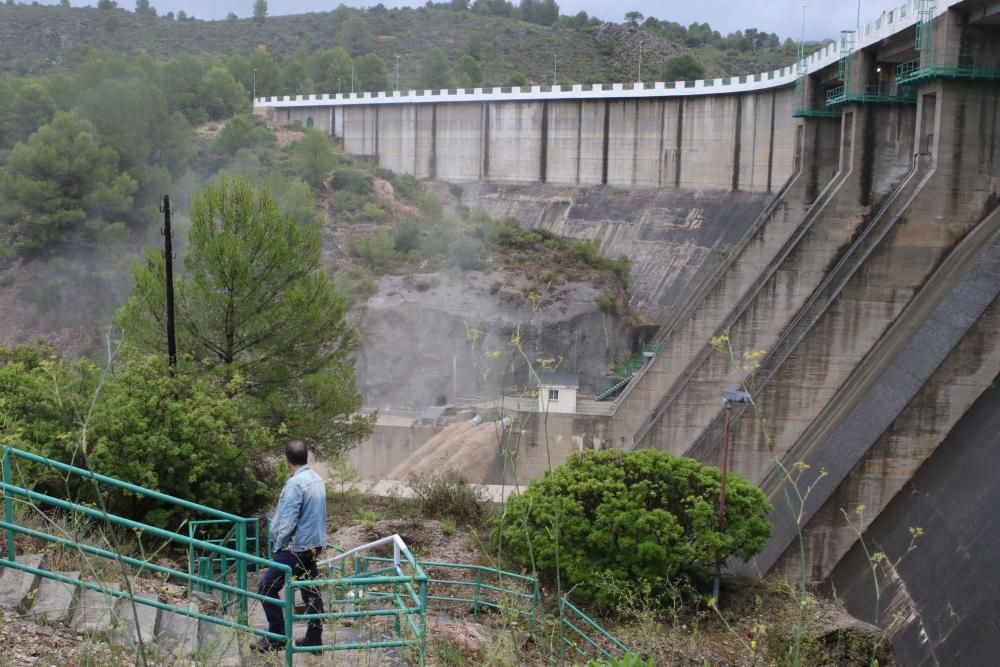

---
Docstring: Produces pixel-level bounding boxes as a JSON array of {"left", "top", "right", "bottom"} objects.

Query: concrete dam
[{"left": 259, "top": 0, "right": 1000, "bottom": 663}]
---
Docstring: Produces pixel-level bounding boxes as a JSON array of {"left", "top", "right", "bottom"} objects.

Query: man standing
[{"left": 253, "top": 440, "right": 327, "bottom": 652}]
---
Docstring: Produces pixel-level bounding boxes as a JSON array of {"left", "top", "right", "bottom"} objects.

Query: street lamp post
[
  {"left": 801, "top": 4, "right": 809, "bottom": 52},
  {"left": 553, "top": 52, "right": 558, "bottom": 86},
  {"left": 637, "top": 41, "right": 643, "bottom": 82},
  {"left": 252, "top": 67, "right": 257, "bottom": 101},
  {"left": 351, "top": 66, "right": 355, "bottom": 94},
  {"left": 395, "top": 54, "right": 401, "bottom": 91},
  {"left": 713, "top": 388, "right": 751, "bottom": 603}
]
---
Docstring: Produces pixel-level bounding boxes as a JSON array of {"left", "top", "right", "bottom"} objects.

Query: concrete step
[
  {"left": 198, "top": 616, "right": 243, "bottom": 667},
  {"left": 71, "top": 583, "right": 120, "bottom": 636},
  {"left": 121, "top": 597, "right": 158, "bottom": 646},
  {"left": 155, "top": 601, "right": 199, "bottom": 660},
  {"left": 0, "top": 553, "right": 43, "bottom": 612},
  {"left": 29, "top": 570, "right": 79, "bottom": 625}
]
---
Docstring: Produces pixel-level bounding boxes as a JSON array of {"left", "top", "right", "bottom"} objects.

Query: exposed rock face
[
  {"left": 455, "top": 183, "right": 771, "bottom": 325},
  {"left": 357, "top": 269, "right": 629, "bottom": 409}
]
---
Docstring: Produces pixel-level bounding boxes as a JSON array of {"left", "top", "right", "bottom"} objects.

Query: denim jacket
[{"left": 269, "top": 465, "right": 327, "bottom": 553}]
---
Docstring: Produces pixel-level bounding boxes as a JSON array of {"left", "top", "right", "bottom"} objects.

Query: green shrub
[
  {"left": 329, "top": 166, "right": 372, "bottom": 195},
  {"left": 214, "top": 114, "right": 275, "bottom": 155},
  {"left": 0, "top": 346, "right": 271, "bottom": 528},
  {"left": 408, "top": 471, "right": 491, "bottom": 526},
  {"left": 449, "top": 235, "right": 483, "bottom": 270},
  {"left": 493, "top": 449, "right": 772, "bottom": 606},
  {"left": 595, "top": 291, "right": 619, "bottom": 315},
  {"left": 394, "top": 219, "right": 422, "bottom": 253},
  {"left": 331, "top": 190, "right": 371, "bottom": 219},
  {"left": 356, "top": 228, "right": 397, "bottom": 272},
  {"left": 359, "top": 201, "right": 386, "bottom": 221},
  {"left": 417, "top": 192, "right": 444, "bottom": 218}
]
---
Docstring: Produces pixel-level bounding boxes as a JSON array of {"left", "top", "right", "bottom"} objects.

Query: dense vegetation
[
  {"left": 494, "top": 449, "right": 772, "bottom": 606},
  {"left": 0, "top": 2, "right": 809, "bottom": 90},
  {"left": 1, "top": 174, "right": 374, "bottom": 525},
  {"left": 117, "top": 173, "right": 374, "bottom": 457},
  {"left": 0, "top": 344, "right": 272, "bottom": 525}
]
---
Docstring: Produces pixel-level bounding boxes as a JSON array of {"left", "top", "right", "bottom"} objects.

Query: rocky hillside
[{"left": 0, "top": 3, "right": 800, "bottom": 84}]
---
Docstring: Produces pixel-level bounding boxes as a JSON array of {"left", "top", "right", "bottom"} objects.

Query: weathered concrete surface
[
  {"left": 155, "top": 602, "right": 200, "bottom": 659},
  {"left": 283, "top": 87, "right": 797, "bottom": 192},
  {"left": 729, "top": 81, "right": 998, "bottom": 474},
  {"left": 501, "top": 412, "right": 610, "bottom": 484},
  {"left": 761, "top": 209, "right": 1000, "bottom": 579},
  {"left": 826, "top": 375, "right": 1000, "bottom": 667},
  {"left": 121, "top": 598, "right": 158, "bottom": 646},
  {"left": 647, "top": 103, "right": 917, "bottom": 462},
  {"left": 778, "top": 279, "right": 1000, "bottom": 584},
  {"left": 357, "top": 270, "right": 629, "bottom": 409},
  {"left": 590, "top": 116, "right": 839, "bottom": 448},
  {"left": 458, "top": 184, "right": 773, "bottom": 325},
  {"left": 30, "top": 571, "right": 78, "bottom": 624},
  {"left": 0, "top": 554, "right": 42, "bottom": 612},
  {"left": 198, "top": 617, "right": 242, "bottom": 667},
  {"left": 71, "top": 584, "right": 120, "bottom": 635}
]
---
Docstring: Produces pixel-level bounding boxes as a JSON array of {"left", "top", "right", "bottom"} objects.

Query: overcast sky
[{"left": 51, "top": 1, "right": 875, "bottom": 42}]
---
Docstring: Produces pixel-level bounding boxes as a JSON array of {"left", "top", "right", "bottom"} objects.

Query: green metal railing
[
  {"left": 1, "top": 445, "right": 281, "bottom": 653},
  {"left": 559, "top": 597, "right": 630, "bottom": 660},
  {"left": 188, "top": 517, "right": 265, "bottom": 612},
  {"left": 2, "top": 445, "right": 627, "bottom": 663},
  {"left": 354, "top": 553, "right": 627, "bottom": 661},
  {"left": 896, "top": 54, "right": 1000, "bottom": 85},
  {"left": 596, "top": 341, "right": 662, "bottom": 401},
  {"left": 825, "top": 83, "right": 917, "bottom": 107},
  {"left": 0, "top": 446, "right": 427, "bottom": 666}
]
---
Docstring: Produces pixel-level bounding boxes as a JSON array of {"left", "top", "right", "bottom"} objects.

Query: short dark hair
[{"left": 285, "top": 440, "right": 308, "bottom": 466}]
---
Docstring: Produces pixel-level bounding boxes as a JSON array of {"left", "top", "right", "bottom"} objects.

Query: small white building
[{"left": 537, "top": 370, "right": 579, "bottom": 415}]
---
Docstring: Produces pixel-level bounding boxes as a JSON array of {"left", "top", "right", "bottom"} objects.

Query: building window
[{"left": 548, "top": 389, "right": 559, "bottom": 401}]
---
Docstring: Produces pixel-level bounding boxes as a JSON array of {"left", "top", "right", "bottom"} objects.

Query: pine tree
[{"left": 117, "top": 174, "right": 373, "bottom": 456}]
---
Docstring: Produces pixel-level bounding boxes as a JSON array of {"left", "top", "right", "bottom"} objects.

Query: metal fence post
[
  {"left": 236, "top": 521, "right": 248, "bottom": 623},
  {"left": 473, "top": 569, "right": 482, "bottom": 621},
  {"left": 2, "top": 449, "right": 15, "bottom": 561},
  {"left": 284, "top": 581, "right": 295, "bottom": 667},
  {"left": 419, "top": 577, "right": 428, "bottom": 666}
]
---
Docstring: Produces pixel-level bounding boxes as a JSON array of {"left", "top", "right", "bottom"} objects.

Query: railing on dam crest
[{"left": 256, "top": 0, "right": 953, "bottom": 110}]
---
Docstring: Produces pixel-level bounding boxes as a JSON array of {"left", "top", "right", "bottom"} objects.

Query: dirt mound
[{"left": 386, "top": 421, "right": 501, "bottom": 484}]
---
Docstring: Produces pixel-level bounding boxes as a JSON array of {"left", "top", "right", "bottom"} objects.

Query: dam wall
[{"left": 273, "top": 90, "right": 798, "bottom": 192}]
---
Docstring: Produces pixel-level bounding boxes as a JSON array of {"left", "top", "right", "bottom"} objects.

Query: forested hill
[{"left": 0, "top": 2, "right": 805, "bottom": 90}]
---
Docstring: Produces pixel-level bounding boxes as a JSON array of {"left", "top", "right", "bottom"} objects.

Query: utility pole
[
  {"left": 553, "top": 52, "right": 558, "bottom": 86},
  {"left": 713, "top": 388, "right": 751, "bottom": 602},
  {"left": 161, "top": 195, "right": 177, "bottom": 372},
  {"left": 252, "top": 68, "right": 257, "bottom": 100},
  {"left": 395, "top": 54, "right": 401, "bottom": 91},
  {"left": 351, "top": 66, "right": 355, "bottom": 94}
]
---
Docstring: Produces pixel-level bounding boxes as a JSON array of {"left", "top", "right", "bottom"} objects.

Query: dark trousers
[{"left": 258, "top": 548, "right": 324, "bottom": 640}]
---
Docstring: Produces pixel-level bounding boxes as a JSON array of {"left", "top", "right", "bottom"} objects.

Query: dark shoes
[
  {"left": 250, "top": 637, "right": 286, "bottom": 653},
  {"left": 295, "top": 634, "right": 323, "bottom": 648},
  {"left": 250, "top": 634, "right": 323, "bottom": 653}
]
